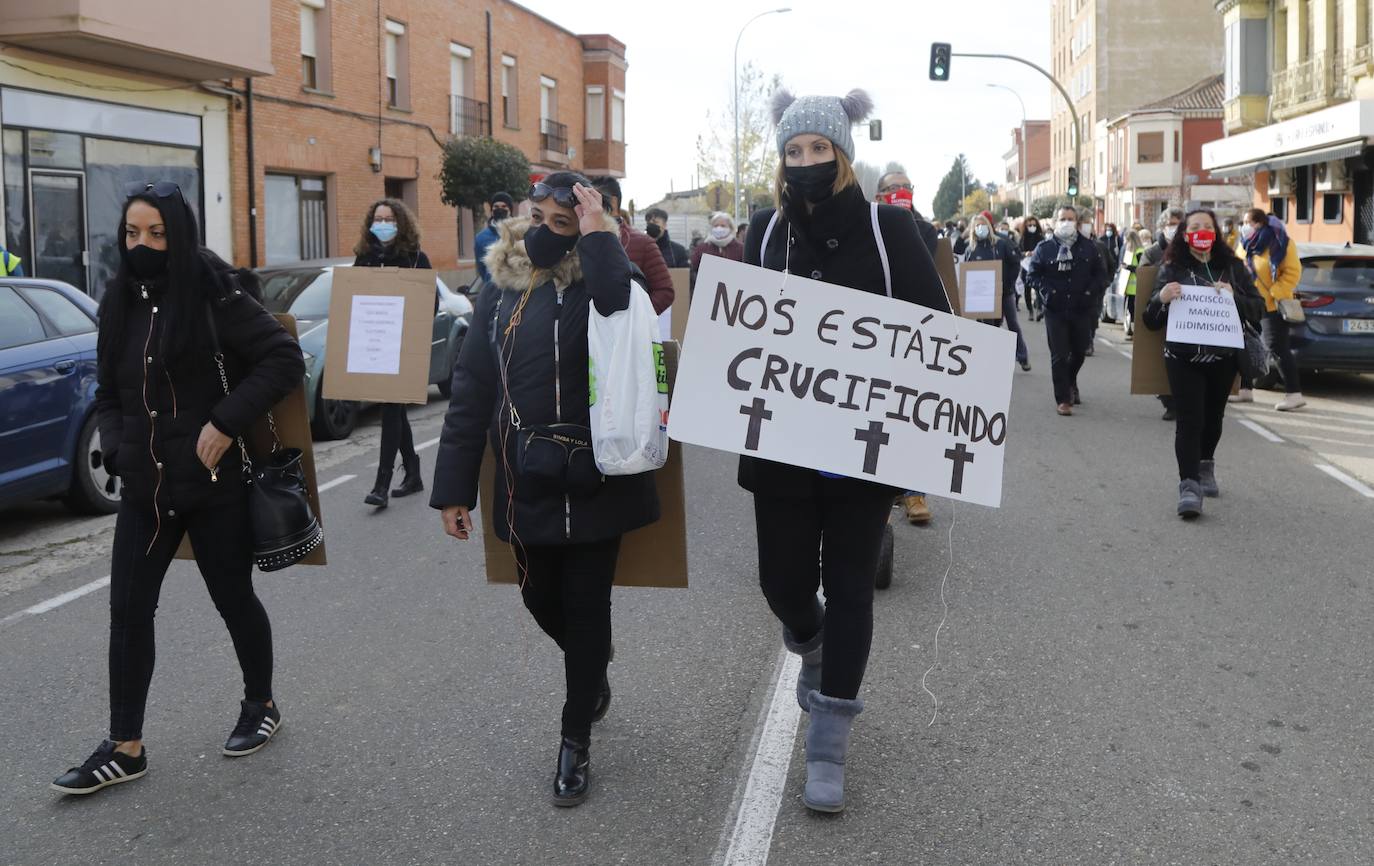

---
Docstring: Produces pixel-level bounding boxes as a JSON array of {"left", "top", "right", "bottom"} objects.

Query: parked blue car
[
  {"left": 1287, "top": 243, "right": 1374, "bottom": 374},
  {"left": 0, "top": 277, "right": 119, "bottom": 514}
]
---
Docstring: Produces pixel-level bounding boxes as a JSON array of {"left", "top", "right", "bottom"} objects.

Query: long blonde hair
[{"left": 772, "top": 148, "right": 859, "bottom": 209}]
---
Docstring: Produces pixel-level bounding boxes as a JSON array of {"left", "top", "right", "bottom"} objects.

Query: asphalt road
[{"left": 2, "top": 315, "right": 1373, "bottom": 866}]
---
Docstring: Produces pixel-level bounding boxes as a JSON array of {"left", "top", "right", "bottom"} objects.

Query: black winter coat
[
  {"left": 429, "top": 214, "right": 660, "bottom": 545},
  {"left": 1024, "top": 235, "right": 1107, "bottom": 314},
  {"left": 654, "top": 233, "right": 691, "bottom": 269},
  {"left": 961, "top": 235, "right": 1021, "bottom": 296},
  {"left": 1143, "top": 253, "right": 1265, "bottom": 361},
  {"left": 739, "top": 185, "right": 951, "bottom": 498},
  {"left": 96, "top": 253, "right": 305, "bottom": 519},
  {"left": 353, "top": 241, "right": 438, "bottom": 314}
]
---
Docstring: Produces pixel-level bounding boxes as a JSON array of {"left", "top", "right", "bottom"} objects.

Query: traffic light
[
  {"left": 868, "top": 119, "right": 883, "bottom": 141},
  {"left": 1067, "top": 166, "right": 1079, "bottom": 197},
  {"left": 929, "top": 43, "right": 951, "bottom": 81}
]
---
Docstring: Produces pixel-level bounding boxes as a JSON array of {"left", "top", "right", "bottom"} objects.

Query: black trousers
[
  {"left": 108, "top": 497, "right": 273, "bottom": 741},
  {"left": 1044, "top": 309, "right": 1096, "bottom": 405},
  {"left": 753, "top": 483, "right": 893, "bottom": 700},
  {"left": 378, "top": 403, "right": 416, "bottom": 476},
  {"left": 1165, "top": 355, "right": 1236, "bottom": 481},
  {"left": 1239, "top": 311, "right": 1302, "bottom": 393},
  {"left": 516, "top": 537, "right": 621, "bottom": 739}
]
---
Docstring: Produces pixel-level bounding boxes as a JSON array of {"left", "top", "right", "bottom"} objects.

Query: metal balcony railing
[
  {"left": 1273, "top": 52, "right": 1334, "bottom": 114},
  {"left": 541, "top": 118, "right": 569, "bottom": 154},
  {"left": 450, "top": 96, "right": 491, "bottom": 138}
]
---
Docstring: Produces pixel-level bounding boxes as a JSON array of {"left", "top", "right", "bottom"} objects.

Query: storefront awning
[{"left": 1207, "top": 139, "right": 1367, "bottom": 179}]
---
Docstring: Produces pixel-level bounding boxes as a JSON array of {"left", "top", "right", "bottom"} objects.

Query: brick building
[{"left": 234, "top": 0, "right": 628, "bottom": 271}]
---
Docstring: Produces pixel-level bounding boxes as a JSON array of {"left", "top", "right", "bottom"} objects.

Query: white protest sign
[
  {"left": 1165, "top": 285, "right": 1244, "bottom": 349},
  {"left": 670, "top": 256, "right": 1017, "bottom": 507},
  {"left": 345, "top": 295, "right": 407, "bottom": 375}
]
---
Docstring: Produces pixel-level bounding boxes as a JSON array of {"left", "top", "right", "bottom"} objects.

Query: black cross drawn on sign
[
  {"left": 944, "top": 442, "right": 975, "bottom": 494},
  {"left": 740, "top": 398, "right": 773, "bottom": 451},
  {"left": 854, "top": 421, "right": 890, "bottom": 475}
]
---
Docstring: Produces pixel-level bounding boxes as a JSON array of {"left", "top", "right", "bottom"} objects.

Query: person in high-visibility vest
[{"left": 0, "top": 246, "right": 24, "bottom": 276}]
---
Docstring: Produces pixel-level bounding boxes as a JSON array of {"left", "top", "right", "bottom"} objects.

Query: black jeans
[
  {"left": 993, "top": 293, "right": 1029, "bottom": 364},
  {"left": 1239, "top": 311, "right": 1302, "bottom": 393},
  {"left": 1165, "top": 354, "right": 1236, "bottom": 481},
  {"left": 753, "top": 483, "right": 893, "bottom": 700},
  {"left": 378, "top": 403, "right": 415, "bottom": 476},
  {"left": 516, "top": 537, "right": 621, "bottom": 739},
  {"left": 1044, "top": 309, "right": 1096, "bottom": 405},
  {"left": 108, "top": 497, "right": 273, "bottom": 741}
]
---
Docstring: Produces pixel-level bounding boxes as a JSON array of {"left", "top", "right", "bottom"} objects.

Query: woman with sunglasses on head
[
  {"left": 743, "top": 89, "right": 949, "bottom": 813},
  {"left": 354, "top": 198, "right": 434, "bottom": 508},
  {"left": 52, "top": 182, "right": 304, "bottom": 795},
  {"left": 1143, "top": 208, "right": 1264, "bottom": 519},
  {"left": 430, "top": 173, "right": 659, "bottom": 807}
]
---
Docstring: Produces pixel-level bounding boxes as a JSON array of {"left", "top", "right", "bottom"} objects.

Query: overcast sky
[{"left": 516, "top": 0, "right": 1053, "bottom": 217}]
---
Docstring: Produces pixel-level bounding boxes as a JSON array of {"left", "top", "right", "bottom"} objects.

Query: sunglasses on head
[
  {"left": 529, "top": 182, "right": 578, "bottom": 209},
  {"left": 125, "top": 180, "right": 184, "bottom": 200}
]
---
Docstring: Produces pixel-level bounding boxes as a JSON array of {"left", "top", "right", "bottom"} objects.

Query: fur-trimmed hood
[{"left": 483, "top": 213, "right": 621, "bottom": 291}]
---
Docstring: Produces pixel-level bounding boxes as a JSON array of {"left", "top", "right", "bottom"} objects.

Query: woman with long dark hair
[
  {"left": 52, "top": 182, "right": 304, "bottom": 795},
  {"left": 743, "top": 89, "right": 949, "bottom": 813},
  {"left": 1143, "top": 208, "right": 1264, "bottom": 519},
  {"left": 354, "top": 198, "right": 433, "bottom": 508},
  {"left": 430, "top": 172, "right": 659, "bottom": 807}
]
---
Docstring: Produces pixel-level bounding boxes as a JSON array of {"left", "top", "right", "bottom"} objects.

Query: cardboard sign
[
  {"left": 177, "top": 314, "right": 326, "bottom": 565},
  {"left": 659, "top": 268, "right": 692, "bottom": 345},
  {"left": 1130, "top": 266, "right": 1171, "bottom": 396},
  {"left": 322, "top": 267, "right": 436, "bottom": 404},
  {"left": 958, "top": 260, "right": 1003, "bottom": 320},
  {"left": 671, "top": 256, "right": 1016, "bottom": 507},
  {"left": 1166, "top": 285, "right": 1245, "bottom": 349},
  {"left": 478, "top": 342, "right": 688, "bottom": 588},
  {"left": 933, "top": 237, "right": 962, "bottom": 317}
]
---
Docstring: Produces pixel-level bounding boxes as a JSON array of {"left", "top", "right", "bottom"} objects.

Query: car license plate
[{"left": 1343, "top": 319, "right": 1374, "bottom": 333}]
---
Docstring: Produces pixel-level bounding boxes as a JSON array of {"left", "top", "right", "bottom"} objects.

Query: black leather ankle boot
[
  {"left": 390, "top": 454, "right": 424, "bottom": 497},
  {"left": 552, "top": 736, "right": 590, "bottom": 806},
  {"left": 364, "top": 470, "right": 391, "bottom": 508}
]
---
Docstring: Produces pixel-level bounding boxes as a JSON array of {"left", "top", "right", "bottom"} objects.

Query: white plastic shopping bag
[{"left": 588, "top": 284, "right": 669, "bottom": 475}]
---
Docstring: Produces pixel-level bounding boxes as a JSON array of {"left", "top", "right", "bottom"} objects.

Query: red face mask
[
  {"left": 884, "top": 189, "right": 914, "bottom": 210},
  {"left": 1185, "top": 229, "right": 1216, "bottom": 251}
]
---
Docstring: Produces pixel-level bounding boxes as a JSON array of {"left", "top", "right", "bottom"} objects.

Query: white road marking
[
  {"left": 1237, "top": 418, "right": 1285, "bottom": 443},
  {"left": 1096, "top": 336, "right": 1132, "bottom": 359},
  {"left": 0, "top": 575, "right": 110, "bottom": 625},
  {"left": 416, "top": 436, "right": 441, "bottom": 451},
  {"left": 719, "top": 649, "right": 802, "bottom": 866},
  {"left": 316, "top": 473, "right": 357, "bottom": 492},
  {"left": 1314, "top": 463, "right": 1374, "bottom": 498}
]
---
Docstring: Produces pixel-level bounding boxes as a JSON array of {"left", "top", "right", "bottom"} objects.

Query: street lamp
[
  {"left": 986, "top": 83, "right": 1029, "bottom": 221},
  {"left": 734, "top": 7, "right": 791, "bottom": 222}
]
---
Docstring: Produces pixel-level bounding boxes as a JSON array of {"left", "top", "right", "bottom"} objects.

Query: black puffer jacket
[
  {"left": 96, "top": 252, "right": 305, "bottom": 518},
  {"left": 1143, "top": 253, "right": 1264, "bottom": 360},
  {"left": 429, "top": 214, "right": 660, "bottom": 545},
  {"left": 740, "top": 185, "right": 951, "bottom": 498}
]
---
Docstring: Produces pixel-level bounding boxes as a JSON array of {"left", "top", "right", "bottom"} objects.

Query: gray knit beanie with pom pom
[{"left": 771, "top": 89, "right": 874, "bottom": 161}]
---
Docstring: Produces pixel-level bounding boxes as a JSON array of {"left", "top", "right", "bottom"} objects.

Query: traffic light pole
[{"left": 951, "top": 51, "right": 1082, "bottom": 200}]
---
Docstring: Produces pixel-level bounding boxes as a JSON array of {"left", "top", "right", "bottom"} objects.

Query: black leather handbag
[
  {"left": 1238, "top": 319, "right": 1270, "bottom": 381},
  {"left": 208, "top": 314, "right": 323, "bottom": 572}
]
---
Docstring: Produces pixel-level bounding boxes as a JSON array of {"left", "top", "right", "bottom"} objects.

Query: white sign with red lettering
[{"left": 669, "top": 256, "right": 1017, "bottom": 507}]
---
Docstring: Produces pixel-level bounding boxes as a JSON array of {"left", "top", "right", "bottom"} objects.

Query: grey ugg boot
[
  {"left": 782, "top": 606, "right": 824, "bottom": 712},
  {"left": 1177, "top": 479, "right": 1203, "bottom": 519},
  {"left": 1198, "top": 460, "right": 1219, "bottom": 497},
  {"left": 803, "top": 690, "right": 864, "bottom": 813}
]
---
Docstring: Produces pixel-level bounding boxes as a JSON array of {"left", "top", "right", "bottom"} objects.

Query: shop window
[
  {"left": 1138, "top": 132, "right": 1163, "bottom": 164},
  {"left": 2, "top": 129, "right": 28, "bottom": 269},
  {"left": 1294, "top": 165, "right": 1313, "bottom": 223},
  {"left": 1322, "top": 192, "right": 1343, "bottom": 223}
]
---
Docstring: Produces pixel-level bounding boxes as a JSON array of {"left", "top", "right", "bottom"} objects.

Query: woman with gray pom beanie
[{"left": 740, "top": 88, "right": 950, "bottom": 813}]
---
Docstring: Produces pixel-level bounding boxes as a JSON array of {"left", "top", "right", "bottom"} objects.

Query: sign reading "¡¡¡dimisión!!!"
[{"left": 669, "top": 256, "right": 1017, "bottom": 507}]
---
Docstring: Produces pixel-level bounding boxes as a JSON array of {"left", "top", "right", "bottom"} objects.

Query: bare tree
[
  {"left": 853, "top": 161, "right": 883, "bottom": 200},
  {"left": 695, "top": 62, "right": 783, "bottom": 214}
]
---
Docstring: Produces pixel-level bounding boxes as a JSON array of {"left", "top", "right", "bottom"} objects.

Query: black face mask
[
  {"left": 524, "top": 224, "right": 580, "bottom": 269},
  {"left": 126, "top": 244, "right": 168, "bottom": 280},
  {"left": 491, "top": 208, "right": 510, "bottom": 223},
  {"left": 784, "top": 162, "right": 839, "bottom": 204},
  {"left": 645, "top": 223, "right": 663, "bottom": 239}
]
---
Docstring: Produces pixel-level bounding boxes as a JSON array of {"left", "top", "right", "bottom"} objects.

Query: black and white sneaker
[
  {"left": 222, "top": 700, "right": 282, "bottom": 757},
  {"left": 51, "top": 740, "right": 147, "bottom": 795}
]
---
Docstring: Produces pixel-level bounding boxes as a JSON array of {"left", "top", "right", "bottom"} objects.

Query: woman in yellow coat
[{"left": 1234, "top": 208, "right": 1306, "bottom": 411}]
